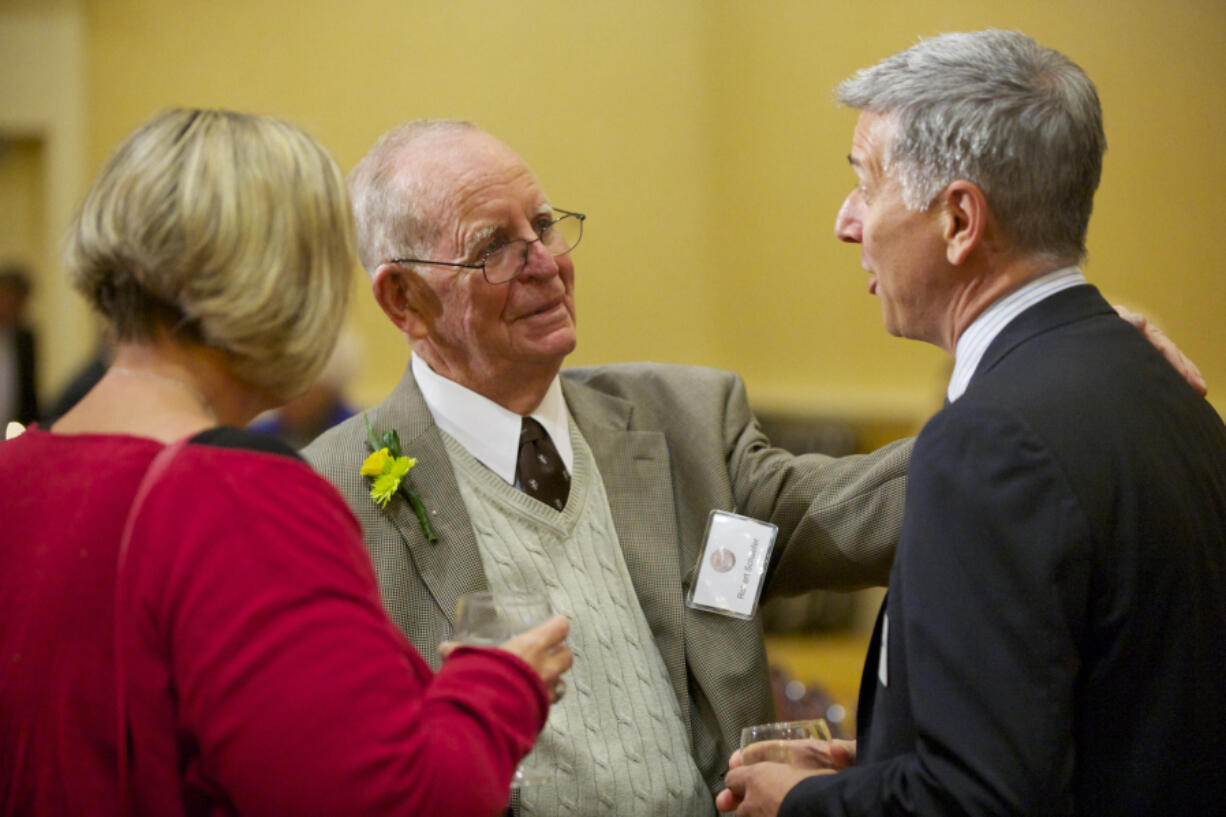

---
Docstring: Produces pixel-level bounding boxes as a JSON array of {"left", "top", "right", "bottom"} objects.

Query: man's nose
[
  {"left": 518, "top": 238, "right": 560, "bottom": 278},
  {"left": 834, "top": 194, "right": 862, "bottom": 243}
]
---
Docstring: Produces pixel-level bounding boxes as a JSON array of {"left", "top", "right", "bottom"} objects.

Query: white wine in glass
[{"left": 740, "top": 718, "right": 833, "bottom": 763}]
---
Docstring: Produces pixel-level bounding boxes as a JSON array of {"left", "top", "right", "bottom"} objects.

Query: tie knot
[{"left": 520, "top": 416, "right": 548, "bottom": 443}]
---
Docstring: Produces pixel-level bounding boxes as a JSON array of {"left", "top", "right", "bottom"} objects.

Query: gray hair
[
  {"left": 66, "top": 108, "right": 356, "bottom": 401},
  {"left": 347, "top": 118, "right": 478, "bottom": 275},
  {"left": 837, "top": 30, "right": 1106, "bottom": 263}
]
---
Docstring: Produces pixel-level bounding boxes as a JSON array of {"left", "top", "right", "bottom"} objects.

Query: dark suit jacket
[
  {"left": 304, "top": 362, "right": 912, "bottom": 798},
  {"left": 12, "top": 327, "right": 38, "bottom": 424},
  {"left": 784, "top": 286, "right": 1226, "bottom": 816}
]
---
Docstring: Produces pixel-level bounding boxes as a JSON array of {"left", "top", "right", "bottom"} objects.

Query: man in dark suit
[
  {"left": 0, "top": 265, "right": 39, "bottom": 426},
  {"left": 720, "top": 30, "right": 1226, "bottom": 817}
]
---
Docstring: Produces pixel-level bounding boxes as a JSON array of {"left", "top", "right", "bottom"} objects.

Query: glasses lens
[
  {"left": 483, "top": 242, "right": 525, "bottom": 285},
  {"left": 543, "top": 213, "right": 583, "bottom": 256},
  {"left": 483, "top": 213, "right": 583, "bottom": 285}
]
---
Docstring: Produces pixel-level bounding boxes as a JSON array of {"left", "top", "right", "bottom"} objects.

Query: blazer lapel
[
  {"left": 563, "top": 377, "right": 690, "bottom": 724},
  {"left": 370, "top": 365, "right": 487, "bottom": 631}
]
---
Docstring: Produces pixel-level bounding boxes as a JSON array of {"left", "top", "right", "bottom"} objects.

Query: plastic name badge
[{"left": 686, "top": 509, "right": 778, "bottom": 620}]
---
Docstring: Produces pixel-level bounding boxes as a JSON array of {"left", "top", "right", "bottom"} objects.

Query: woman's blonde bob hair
[{"left": 66, "top": 108, "right": 356, "bottom": 401}]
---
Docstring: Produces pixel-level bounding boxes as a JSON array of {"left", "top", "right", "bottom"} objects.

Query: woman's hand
[{"left": 440, "top": 614, "right": 572, "bottom": 703}]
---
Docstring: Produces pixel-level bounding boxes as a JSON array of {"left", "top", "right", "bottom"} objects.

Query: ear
[
  {"left": 371, "top": 263, "right": 435, "bottom": 341},
  {"left": 939, "top": 181, "right": 988, "bottom": 266}
]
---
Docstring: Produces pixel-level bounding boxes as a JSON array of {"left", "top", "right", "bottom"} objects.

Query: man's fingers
[
  {"left": 1113, "top": 304, "right": 1145, "bottom": 328},
  {"left": 1114, "top": 303, "right": 1207, "bottom": 395},
  {"left": 739, "top": 741, "right": 779, "bottom": 765},
  {"left": 714, "top": 787, "right": 741, "bottom": 813},
  {"left": 830, "top": 739, "right": 856, "bottom": 768},
  {"left": 717, "top": 766, "right": 747, "bottom": 812}
]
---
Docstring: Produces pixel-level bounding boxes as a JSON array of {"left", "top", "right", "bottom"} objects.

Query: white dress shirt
[
  {"left": 947, "top": 266, "right": 1088, "bottom": 403},
  {"left": 411, "top": 353, "right": 573, "bottom": 484}
]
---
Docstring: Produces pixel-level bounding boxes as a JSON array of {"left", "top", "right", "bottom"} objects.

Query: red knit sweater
[{"left": 1, "top": 428, "right": 546, "bottom": 816}]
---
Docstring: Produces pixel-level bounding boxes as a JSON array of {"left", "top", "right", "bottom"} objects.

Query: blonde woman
[{"left": 0, "top": 109, "right": 570, "bottom": 817}]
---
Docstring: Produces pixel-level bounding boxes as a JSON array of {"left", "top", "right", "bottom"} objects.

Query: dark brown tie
[{"left": 516, "top": 417, "right": 570, "bottom": 511}]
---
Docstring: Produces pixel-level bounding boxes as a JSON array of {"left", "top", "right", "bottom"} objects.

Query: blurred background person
[
  {"left": 0, "top": 107, "right": 570, "bottom": 817},
  {"left": 40, "top": 324, "right": 110, "bottom": 425},
  {"left": 249, "top": 325, "right": 360, "bottom": 448},
  {"left": 0, "top": 264, "right": 39, "bottom": 425}
]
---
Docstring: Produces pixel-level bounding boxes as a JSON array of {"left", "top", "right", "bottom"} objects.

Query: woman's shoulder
[
  {"left": 142, "top": 427, "right": 364, "bottom": 566},
  {"left": 189, "top": 426, "right": 304, "bottom": 461},
  {"left": 165, "top": 426, "right": 352, "bottom": 522}
]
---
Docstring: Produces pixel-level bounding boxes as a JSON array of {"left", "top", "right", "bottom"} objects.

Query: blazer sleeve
[
  {"left": 782, "top": 403, "right": 1091, "bottom": 817},
  {"left": 127, "top": 446, "right": 548, "bottom": 816},
  {"left": 562, "top": 362, "right": 911, "bottom": 591},
  {"left": 721, "top": 371, "right": 913, "bottom": 592}
]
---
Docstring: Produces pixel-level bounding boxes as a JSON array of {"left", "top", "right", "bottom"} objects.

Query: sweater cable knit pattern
[{"left": 443, "top": 427, "right": 711, "bottom": 817}]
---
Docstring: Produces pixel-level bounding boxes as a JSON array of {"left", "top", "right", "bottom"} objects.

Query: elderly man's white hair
[{"left": 347, "top": 119, "right": 480, "bottom": 276}]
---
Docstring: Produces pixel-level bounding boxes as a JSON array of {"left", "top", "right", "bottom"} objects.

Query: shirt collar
[
  {"left": 947, "top": 265, "right": 1087, "bottom": 403},
  {"left": 411, "top": 354, "right": 573, "bottom": 485}
]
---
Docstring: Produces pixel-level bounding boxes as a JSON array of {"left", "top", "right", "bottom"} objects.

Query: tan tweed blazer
[{"left": 302, "top": 361, "right": 911, "bottom": 798}]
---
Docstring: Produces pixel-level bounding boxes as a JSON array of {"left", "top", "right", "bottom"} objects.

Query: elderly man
[
  {"left": 719, "top": 30, "right": 1226, "bottom": 817},
  {"left": 303, "top": 120, "right": 912, "bottom": 816}
]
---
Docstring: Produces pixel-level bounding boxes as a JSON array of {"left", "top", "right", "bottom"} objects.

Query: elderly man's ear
[{"left": 372, "top": 264, "right": 438, "bottom": 340}]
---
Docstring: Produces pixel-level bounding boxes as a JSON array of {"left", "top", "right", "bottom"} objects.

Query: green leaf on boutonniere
[{"left": 362, "top": 413, "right": 437, "bottom": 542}]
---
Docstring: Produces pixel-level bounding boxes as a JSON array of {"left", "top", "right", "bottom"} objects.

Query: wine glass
[
  {"left": 739, "top": 718, "right": 832, "bottom": 763},
  {"left": 453, "top": 589, "right": 555, "bottom": 788}
]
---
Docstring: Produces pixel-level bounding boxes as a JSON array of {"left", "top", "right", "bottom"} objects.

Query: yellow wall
[
  {"left": 80, "top": 0, "right": 726, "bottom": 408},
  {"left": 0, "top": 0, "right": 86, "bottom": 394},
  {"left": 0, "top": 138, "right": 43, "bottom": 272},
  {"left": 706, "top": 0, "right": 1226, "bottom": 424},
  {"left": 8, "top": 0, "right": 1224, "bottom": 424}
]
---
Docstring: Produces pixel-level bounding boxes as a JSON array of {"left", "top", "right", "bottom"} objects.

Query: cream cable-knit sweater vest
[{"left": 443, "top": 428, "right": 712, "bottom": 817}]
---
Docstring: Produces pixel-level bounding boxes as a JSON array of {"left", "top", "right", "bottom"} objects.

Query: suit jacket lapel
[
  {"left": 370, "top": 364, "right": 487, "bottom": 630},
  {"left": 563, "top": 377, "right": 690, "bottom": 725}
]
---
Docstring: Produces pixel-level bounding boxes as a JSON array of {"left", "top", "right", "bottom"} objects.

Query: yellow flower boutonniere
[{"left": 362, "top": 413, "right": 437, "bottom": 542}]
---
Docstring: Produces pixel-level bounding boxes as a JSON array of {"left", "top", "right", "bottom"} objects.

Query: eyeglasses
[{"left": 388, "top": 208, "right": 585, "bottom": 285}]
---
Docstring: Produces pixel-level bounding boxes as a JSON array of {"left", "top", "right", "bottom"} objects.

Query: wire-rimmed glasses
[{"left": 388, "top": 208, "right": 585, "bottom": 285}]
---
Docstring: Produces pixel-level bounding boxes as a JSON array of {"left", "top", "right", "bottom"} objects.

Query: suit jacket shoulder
[{"left": 794, "top": 285, "right": 1226, "bottom": 816}]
